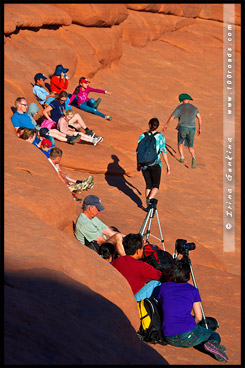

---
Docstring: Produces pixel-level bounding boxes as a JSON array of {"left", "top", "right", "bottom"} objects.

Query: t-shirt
[
  {"left": 75, "top": 213, "right": 108, "bottom": 245},
  {"left": 32, "top": 85, "right": 49, "bottom": 105},
  {"left": 32, "top": 136, "right": 41, "bottom": 148},
  {"left": 50, "top": 100, "right": 66, "bottom": 123},
  {"left": 111, "top": 256, "right": 162, "bottom": 294},
  {"left": 137, "top": 131, "right": 167, "bottom": 167},
  {"left": 172, "top": 103, "right": 199, "bottom": 127},
  {"left": 158, "top": 282, "right": 201, "bottom": 337},
  {"left": 11, "top": 112, "right": 35, "bottom": 129},
  {"left": 57, "top": 116, "right": 69, "bottom": 134}
]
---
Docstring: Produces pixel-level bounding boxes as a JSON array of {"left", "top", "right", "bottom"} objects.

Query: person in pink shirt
[{"left": 68, "top": 77, "right": 112, "bottom": 121}]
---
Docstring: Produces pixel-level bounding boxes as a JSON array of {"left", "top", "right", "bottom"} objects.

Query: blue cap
[
  {"left": 34, "top": 73, "right": 47, "bottom": 81},
  {"left": 83, "top": 195, "right": 105, "bottom": 211},
  {"left": 53, "top": 65, "right": 69, "bottom": 76}
]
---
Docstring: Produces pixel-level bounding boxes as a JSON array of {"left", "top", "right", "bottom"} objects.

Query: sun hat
[
  {"left": 83, "top": 195, "right": 105, "bottom": 211},
  {"left": 179, "top": 93, "right": 193, "bottom": 102},
  {"left": 53, "top": 65, "right": 69, "bottom": 76}
]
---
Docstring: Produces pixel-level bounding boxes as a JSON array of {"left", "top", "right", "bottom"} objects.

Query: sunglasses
[{"left": 59, "top": 99, "right": 66, "bottom": 102}]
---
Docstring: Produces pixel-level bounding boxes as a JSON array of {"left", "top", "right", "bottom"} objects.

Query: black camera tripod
[
  {"left": 173, "top": 248, "right": 209, "bottom": 329},
  {"left": 139, "top": 198, "right": 165, "bottom": 250}
]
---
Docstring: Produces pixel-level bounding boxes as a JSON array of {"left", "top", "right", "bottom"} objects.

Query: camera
[{"left": 175, "top": 239, "right": 196, "bottom": 255}]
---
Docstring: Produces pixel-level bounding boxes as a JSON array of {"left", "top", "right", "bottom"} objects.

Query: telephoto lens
[{"left": 185, "top": 242, "right": 196, "bottom": 251}]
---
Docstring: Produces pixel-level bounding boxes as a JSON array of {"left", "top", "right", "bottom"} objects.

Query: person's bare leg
[
  {"left": 49, "top": 129, "right": 68, "bottom": 142},
  {"left": 148, "top": 187, "right": 158, "bottom": 199},
  {"left": 178, "top": 143, "right": 184, "bottom": 159},
  {"left": 69, "top": 113, "right": 87, "bottom": 131},
  {"left": 107, "top": 233, "right": 126, "bottom": 256},
  {"left": 188, "top": 146, "right": 195, "bottom": 158}
]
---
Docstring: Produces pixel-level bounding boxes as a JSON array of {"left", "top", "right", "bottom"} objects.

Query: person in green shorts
[{"left": 163, "top": 93, "right": 202, "bottom": 168}]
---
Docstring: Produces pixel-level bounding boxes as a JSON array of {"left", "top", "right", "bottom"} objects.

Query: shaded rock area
[{"left": 4, "top": 3, "right": 241, "bottom": 366}]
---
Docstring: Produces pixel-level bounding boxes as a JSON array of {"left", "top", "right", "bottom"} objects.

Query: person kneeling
[
  {"left": 158, "top": 257, "right": 229, "bottom": 363},
  {"left": 111, "top": 233, "right": 162, "bottom": 301}
]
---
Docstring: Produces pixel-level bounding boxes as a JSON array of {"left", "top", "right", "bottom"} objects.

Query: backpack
[
  {"left": 136, "top": 132, "right": 159, "bottom": 167},
  {"left": 137, "top": 296, "right": 167, "bottom": 345},
  {"left": 140, "top": 244, "right": 173, "bottom": 281},
  {"left": 41, "top": 119, "right": 57, "bottom": 129}
]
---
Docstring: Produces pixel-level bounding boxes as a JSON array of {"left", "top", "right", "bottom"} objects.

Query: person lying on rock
[
  {"left": 111, "top": 233, "right": 162, "bottom": 302},
  {"left": 74, "top": 195, "right": 126, "bottom": 256},
  {"left": 12, "top": 97, "right": 81, "bottom": 145},
  {"left": 68, "top": 77, "right": 112, "bottom": 121},
  {"left": 42, "top": 91, "right": 95, "bottom": 138},
  {"left": 48, "top": 147, "right": 94, "bottom": 193},
  {"left": 158, "top": 257, "right": 229, "bottom": 363},
  {"left": 32, "top": 72, "right": 57, "bottom": 108},
  {"left": 57, "top": 109, "right": 103, "bottom": 147}
]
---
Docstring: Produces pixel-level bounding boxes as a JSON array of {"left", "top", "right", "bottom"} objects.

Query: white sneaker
[{"left": 93, "top": 136, "right": 103, "bottom": 146}]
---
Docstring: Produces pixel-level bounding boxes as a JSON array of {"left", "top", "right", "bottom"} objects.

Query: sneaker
[
  {"left": 178, "top": 157, "right": 184, "bottom": 163},
  {"left": 69, "top": 134, "right": 82, "bottom": 145},
  {"left": 94, "top": 98, "right": 102, "bottom": 109},
  {"left": 72, "top": 192, "right": 82, "bottom": 201},
  {"left": 192, "top": 157, "right": 196, "bottom": 168},
  {"left": 93, "top": 136, "right": 103, "bottom": 146},
  {"left": 80, "top": 175, "right": 94, "bottom": 191},
  {"left": 105, "top": 115, "right": 112, "bottom": 121},
  {"left": 204, "top": 341, "right": 229, "bottom": 363}
]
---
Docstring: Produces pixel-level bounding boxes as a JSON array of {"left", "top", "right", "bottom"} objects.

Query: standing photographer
[
  {"left": 158, "top": 257, "right": 229, "bottom": 363},
  {"left": 136, "top": 118, "right": 170, "bottom": 211}
]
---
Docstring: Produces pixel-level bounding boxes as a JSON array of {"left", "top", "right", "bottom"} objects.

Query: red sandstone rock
[
  {"left": 126, "top": 4, "right": 161, "bottom": 12},
  {"left": 53, "top": 4, "right": 128, "bottom": 27}
]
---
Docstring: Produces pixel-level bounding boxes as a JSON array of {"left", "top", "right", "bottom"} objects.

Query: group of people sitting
[
  {"left": 10, "top": 64, "right": 114, "bottom": 200},
  {"left": 73, "top": 194, "right": 228, "bottom": 363}
]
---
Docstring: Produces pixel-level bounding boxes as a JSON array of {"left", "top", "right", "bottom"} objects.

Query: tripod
[
  {"left": 139, "top": 198, "right": 165, "bottom": 250},
  {"left": 173, "top": 250, "right": 209, "bottom": 329}
]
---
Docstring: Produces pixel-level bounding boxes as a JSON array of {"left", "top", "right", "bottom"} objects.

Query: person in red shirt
[
  {"left": 50, "top": 64, "right": 69, "bottom": 94},
  {"left": 111, "top": 233, "right": 162, "bottom": 301}
]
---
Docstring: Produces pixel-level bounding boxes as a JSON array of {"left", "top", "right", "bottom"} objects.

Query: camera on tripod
[{"left": 175, "top": 239, "right": 196, "bottom": 255}]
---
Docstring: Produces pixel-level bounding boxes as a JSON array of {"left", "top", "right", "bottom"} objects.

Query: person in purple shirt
[
  {"left": 158, "top": 257, "right": 229, "bottom": 363},
  {"left": 68, "top": 77, "right": 112, "bottom": 120}
]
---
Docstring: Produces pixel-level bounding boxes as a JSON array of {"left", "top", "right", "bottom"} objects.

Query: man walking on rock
[{"left": 163, "top": 93, "right": 202, "bottom": 168}]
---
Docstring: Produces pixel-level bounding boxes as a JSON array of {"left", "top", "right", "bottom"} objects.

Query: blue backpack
[{"left": 136, "top": 132, "right": 159, "bottom": 167}]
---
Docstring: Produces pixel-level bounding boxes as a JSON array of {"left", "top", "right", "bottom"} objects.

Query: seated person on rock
[
  {"left": 32, "top": 73, "right": 57, "bottom": 108},
  {"left": 57, "top": 109, "right": 103, "bottom": 146},
  {"left": 68, "top": 77, "right": 112, "bottom": 121},
  {"left": 111, "top": 233, "right": 162, "bottom": 302},
  {"left": 18, "top": 128, "right": 54, "bottom": 154},
  {"left": 42, "top": 91, "right": 95, "bottom": 138},
  {"left": 75, "top": 195, "right": 126, "bottom": 257},
  {"left": 158, "top": 257, "right": 228, "bottom": 363},
  {"left": 50, "top": 64, "right": 70, "bottom": 94},
  {"left": 48, "top": 147, "right": 94, "bottom": 193},
  {"left": 98, "top": 242, "right": 115, "bottom": 263},
  {"left": 11, "top": 97, "right": 81, "bottom": 145}
]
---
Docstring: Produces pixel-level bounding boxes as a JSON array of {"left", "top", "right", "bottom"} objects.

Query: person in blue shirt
[
  {"left": 11, "top": 97, "right": 36, "bottom": 133},
  {"left": 137, "top": 118, "right": 170, "bottom": 211},
  {"left": 32, "top": 73, "right": 57, "bottom": 107}
]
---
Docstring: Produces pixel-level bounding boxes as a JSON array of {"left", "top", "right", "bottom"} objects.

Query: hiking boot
[
  {"left": 178, "top": 157, "right": 184, "bottom": 163},
  {"left": 72, "top": 192, "right": 82, "bottom": 201},
  {"left": 79, "top": 175, "right": 94, "bottom": 191},
  {"left": 94, "top": 98, "right": 102, "bottom": 109},
  {"left": 85, "top": 128, "right": 94, "bottom": 137},
  {"left": 105, "top": 115, "right": 112, "bottom": 121},
  {"left": 93, "top": 136, "right": 103, "bottom": 146},
  {"left": 204, "top": 341, "right": 229, "bottom": 363},
  {"left": 192, "top": 157, "right": 197, "bottom": 168},
  {"left": 69, "top": 134, "right": 82, "bottom": 145}
]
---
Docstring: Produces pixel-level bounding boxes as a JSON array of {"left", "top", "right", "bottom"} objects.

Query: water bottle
[{"left": 64, "top": 73, "right": 69, "bottom": 80}]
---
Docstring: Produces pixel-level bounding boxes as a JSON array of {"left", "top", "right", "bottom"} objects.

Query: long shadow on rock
[
  {"left": 4, "top": 268, "right": 168, "bottom": 365},
  {"left": 105, "top": 155, "right": 143, "bottom": 209}
]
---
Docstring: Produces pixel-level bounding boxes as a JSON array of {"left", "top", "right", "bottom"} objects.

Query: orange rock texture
[{"left": 4, "top": 3, "right": 241, "bottom": 365}]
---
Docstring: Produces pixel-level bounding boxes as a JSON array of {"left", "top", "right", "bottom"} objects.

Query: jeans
[
  {"left": 134, "top": 280, "right": 162, "bottom": 302},
  {"left": 80, "top": 99, "right": 106, "bottom": 118},
  {"left": 165, "top": 324, "right": 221, "bottom": 347}
]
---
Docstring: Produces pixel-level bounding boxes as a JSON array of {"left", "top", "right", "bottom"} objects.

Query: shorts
[
  {"left": 178, "top": 126, "right": 196, "bottom": 147},
  {"left": 142, "top": 164, "right": 161, "bottom": 189}
]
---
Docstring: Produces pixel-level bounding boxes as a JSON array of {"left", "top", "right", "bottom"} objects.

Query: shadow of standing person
[{"left": 105, "top": 155, "right": 143, "bottom": 208}]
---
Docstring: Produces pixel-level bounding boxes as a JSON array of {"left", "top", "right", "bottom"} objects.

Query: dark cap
[
  {"left": 179, "top": 93, "right": 193, "bottom": 102},
  {"left": 39, "top": 127, "right": 50, "bottom": 138},
  {"left": 83, "top": 195, "right": 105, "bottom": 211},
  {"left": 34, "top": 73, "right": 47, "bottom": 81}
]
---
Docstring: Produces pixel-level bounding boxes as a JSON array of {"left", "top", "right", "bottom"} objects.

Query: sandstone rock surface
[{"left": 4, "top": 3, "right": 241, "bottom": 366}]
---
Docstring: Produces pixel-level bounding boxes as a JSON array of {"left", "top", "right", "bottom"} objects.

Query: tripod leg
[
  {"left": 139, "top": 208, "right": 152, "bottom": 235},
  {"left": 145, "top": 208, "right": 154, "bottom": 242},
  {"left": 155, "top": 209, "right": 165, "bottom": 250}
]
